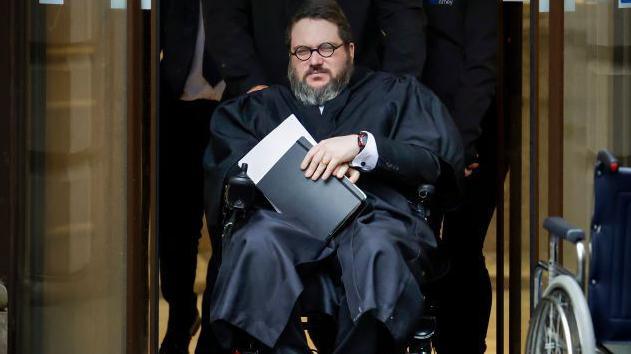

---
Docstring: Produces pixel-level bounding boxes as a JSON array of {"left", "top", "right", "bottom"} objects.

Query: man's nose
[{"left": 308, "top": 51, "right": 325, "bottom": 66}]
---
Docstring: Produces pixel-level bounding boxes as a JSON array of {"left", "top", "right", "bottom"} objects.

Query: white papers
[{"left": 238, "top": 115, "right": 316, "bottom": 184}]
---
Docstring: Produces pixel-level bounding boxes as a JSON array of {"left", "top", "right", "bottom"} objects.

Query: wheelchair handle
[
  {"left": 225, "top": 163, "right": 256, "bottom": 211},
  {"left": 596, "top": 149, "right": 619, "bottom": 174},
  {"left": 222, "top": 164, "right": 256, "bottom": 240}
]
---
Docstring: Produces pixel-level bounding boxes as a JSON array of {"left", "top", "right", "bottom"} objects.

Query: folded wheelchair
[
  {"left": 221, "top": 164, "right": 442, "bottom": 354},
  {"left": 526, "top": 150, "right": 631, "bottom": 353}
]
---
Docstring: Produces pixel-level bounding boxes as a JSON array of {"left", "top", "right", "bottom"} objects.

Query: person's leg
[
  {"left": 195, "top": 224, "right": 226, "bottom": 354},
  {"left": 335, "top": 209, "right": 427, "bottom": 353},
  {"left": 332, "top": 296, "right": 403, "bottom": 354},
  {"left": 435, "top": 111, "right": 500, "bottom": 354},
  {"left": 159, "top": 95, "right": 216, "bottom": 353},
  {"left": 209, "top": 209, "right": 334, "bottom": 352},
  {"left": 270, "top": 303, "right": 316, "bottom": 354}
]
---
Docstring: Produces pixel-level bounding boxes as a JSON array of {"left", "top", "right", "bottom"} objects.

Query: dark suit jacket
[
  {"left": 207, "top": 0, "right": 427, "bottom": 99},
  {"left": 421, "top": 0, "right": 497, "bottom": 164},
  {"left": 160, "top": 0, "right": 222, "bottom": 98}
]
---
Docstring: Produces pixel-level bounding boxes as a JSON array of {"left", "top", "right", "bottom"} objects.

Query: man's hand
[
  {"left": 301, "top": 135, "right": 360, "bottom": 181},
  {"left": 247, "top": 85, "right": 269, "bottom": 93},
  {"left": 464, "top": 162, "right": 480, "bottom": 177}
]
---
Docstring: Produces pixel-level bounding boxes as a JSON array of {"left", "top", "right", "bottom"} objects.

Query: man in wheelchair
[{"left": 203, "top": 1, "right": 464, "bottom": 352}]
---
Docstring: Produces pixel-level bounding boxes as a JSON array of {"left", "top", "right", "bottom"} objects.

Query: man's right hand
[{"left": 247, "top": 85, "right": 269, "bottom": 93}]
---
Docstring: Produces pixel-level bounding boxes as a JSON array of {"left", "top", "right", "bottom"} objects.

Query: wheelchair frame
[
  {"left": 526, "top": 150, "right": 631, "bottom": 354},
  {"left": 222, "top": 164, "right": 439, "bottom": 354},
  {"left": 526, "top": 216, "right": 596, "bottom": 353}
]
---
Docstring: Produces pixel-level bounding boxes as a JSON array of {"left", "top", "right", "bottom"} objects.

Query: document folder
[{"left": 257, "top": 137, "right": 367, "bottom": 243}]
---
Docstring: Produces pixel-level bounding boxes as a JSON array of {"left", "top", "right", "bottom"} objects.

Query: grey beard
[{"left": 288, "top": 62, "right": 353, "bottom": 106}]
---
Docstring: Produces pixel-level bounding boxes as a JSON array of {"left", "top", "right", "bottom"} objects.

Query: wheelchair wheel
[{"left": 526, "top": 275, "right": 596, "bottom": 354}]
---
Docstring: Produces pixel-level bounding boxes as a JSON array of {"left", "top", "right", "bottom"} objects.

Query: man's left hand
[{"left": 301, "top": 135, "right": 360, "bottom": 180}]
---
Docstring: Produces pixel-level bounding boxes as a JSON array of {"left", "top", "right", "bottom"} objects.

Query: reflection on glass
[
  {"left": 18, "top": 2, "right": 128, "bottom": 353},
  {"left": 563, "top": 2, "right": 631, "bottom": 248}
]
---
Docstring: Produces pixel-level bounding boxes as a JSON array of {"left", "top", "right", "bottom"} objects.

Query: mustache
[{"left": 303, "top": 66, "right": 332, "bottom": 79}]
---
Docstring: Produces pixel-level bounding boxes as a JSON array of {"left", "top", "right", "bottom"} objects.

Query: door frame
[{"left": 0, "top": 0, "right": 26, "bottom": 352}]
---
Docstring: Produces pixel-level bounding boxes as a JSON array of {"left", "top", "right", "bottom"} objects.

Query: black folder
[{"left": 257, "top": 137, "right": 367, "bottom": 243}]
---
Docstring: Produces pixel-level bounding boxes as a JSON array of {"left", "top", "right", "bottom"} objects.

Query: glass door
[
  {"left": 524, "top": 0, "right": 631, "bottom": 349},
  {"left": 2, "top": 1, "right": 155, "bottom": 353}
]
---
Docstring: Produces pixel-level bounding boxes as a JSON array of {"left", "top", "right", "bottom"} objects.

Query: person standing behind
[
  {"left": 206, "top": 0, "right": 427, "bottom": 99},
  {"left": 421, "top": 1, "right": 498, "bottom": 353},
  {"left": 159, "top": 0, "right": 224, "bottom": 353}
]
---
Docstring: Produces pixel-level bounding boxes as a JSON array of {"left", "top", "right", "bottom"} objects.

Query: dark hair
[{"left": 285, "top": 0, "right": 354, "bottom": 48}]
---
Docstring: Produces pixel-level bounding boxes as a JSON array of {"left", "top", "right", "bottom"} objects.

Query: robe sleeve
[
  {"left": 370, "top": 77, "right": 465, "bottom": 208},
  {"left": 203, "top": 94, "right": 263, "bottom": 230},
  {"left": 451, "top": 0, "right": 498, "bottom": 164}
]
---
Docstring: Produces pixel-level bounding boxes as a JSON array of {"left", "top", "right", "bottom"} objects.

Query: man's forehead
[{"left": 290, "top": 18, "right": 342, "bottom": 47}]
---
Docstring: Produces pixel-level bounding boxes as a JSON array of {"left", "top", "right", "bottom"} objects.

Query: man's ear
[{"left": 348, "top": 42, "right": 355, "bottom": 63}]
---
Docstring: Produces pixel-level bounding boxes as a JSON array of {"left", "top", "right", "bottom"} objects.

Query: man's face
[{"left": 288, "top": 18, "right": 355, "bottom": 105}]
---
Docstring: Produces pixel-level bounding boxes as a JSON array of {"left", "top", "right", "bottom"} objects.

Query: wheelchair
[
  {"left": 221, "top": 164, "right": 441, "bottom": 354},
  {"left": 526, "top": 150, "right": 631, "bottom": 354}
]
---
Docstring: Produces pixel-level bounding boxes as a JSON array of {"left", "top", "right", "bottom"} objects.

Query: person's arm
[
  {"left": 451, "top": 0, "right": 498, "bottom": 164},
  {"left": 302, "top": 94, "right": 462, "bottom": 190},
  {"left": 375, "top": 0, "right": 427, "bottom": 77},
  {"left": 206, "top": 0, "right": 268, "bottom": 96},
  {"left": 370, "top": 81, "right": 465, "bottom": 202},
  {"left": 371, "top": 136, "right": 441, "bottom": 186}
]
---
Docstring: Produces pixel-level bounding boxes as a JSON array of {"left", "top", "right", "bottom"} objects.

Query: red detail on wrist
[{"left": 357, "top": 132, "right": 368, "bottom": 151}]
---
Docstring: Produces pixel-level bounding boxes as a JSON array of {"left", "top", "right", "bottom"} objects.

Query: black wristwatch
[{"left": 357, "top": 131, "right": 368, "bottom": 152}]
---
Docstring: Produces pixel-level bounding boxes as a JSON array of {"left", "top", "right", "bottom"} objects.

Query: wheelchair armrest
[
  {"left": 542, "top": 216, "right": 587, "bottom": 290},
  {"left": 543, "top": 217, "right": 585, "bottom": 244}
]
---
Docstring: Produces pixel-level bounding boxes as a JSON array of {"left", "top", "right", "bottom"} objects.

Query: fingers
[
  {"left": 347, "top": 168, "right": 360, "bottom": 183},
  {"left": 301, "top": 146, "right": 318, "bottom": 170},
  {"left": 303, "top": 150, "right": 325, "bottom": 178},
  {"left": 321, "top": 158, "right": 340, "bottom": 180},
  {"left": 464, "top": 162, "right": 480, "bottom": 177},
  {"left": 335, "top": 164, "right": 349, "bottom": 179},
  {"left": 311, "top": 160, "right": 329, "bottom": 180},
  {"left": 467, "top": 162, "right": 480, "bottom": 170},
  {"left": 247, "top": 85, "right": 269, "bottom": 93}
]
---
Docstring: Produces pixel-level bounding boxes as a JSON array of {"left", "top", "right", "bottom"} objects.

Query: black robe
[{"left": 203, "top": 69, "right": 464, "bottom": 350}]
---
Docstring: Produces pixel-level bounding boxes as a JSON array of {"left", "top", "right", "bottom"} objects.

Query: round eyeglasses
[{"left": 290, "top": 42, "right": 345, "bottom": 61}]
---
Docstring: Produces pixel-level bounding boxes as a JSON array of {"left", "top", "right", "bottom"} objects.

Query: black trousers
[
  {"left": 158, "top": 91, "right": 218, "bottom": 348},
  {"left": 435, "top": 106, "right": 504, "bottom": 354}
]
